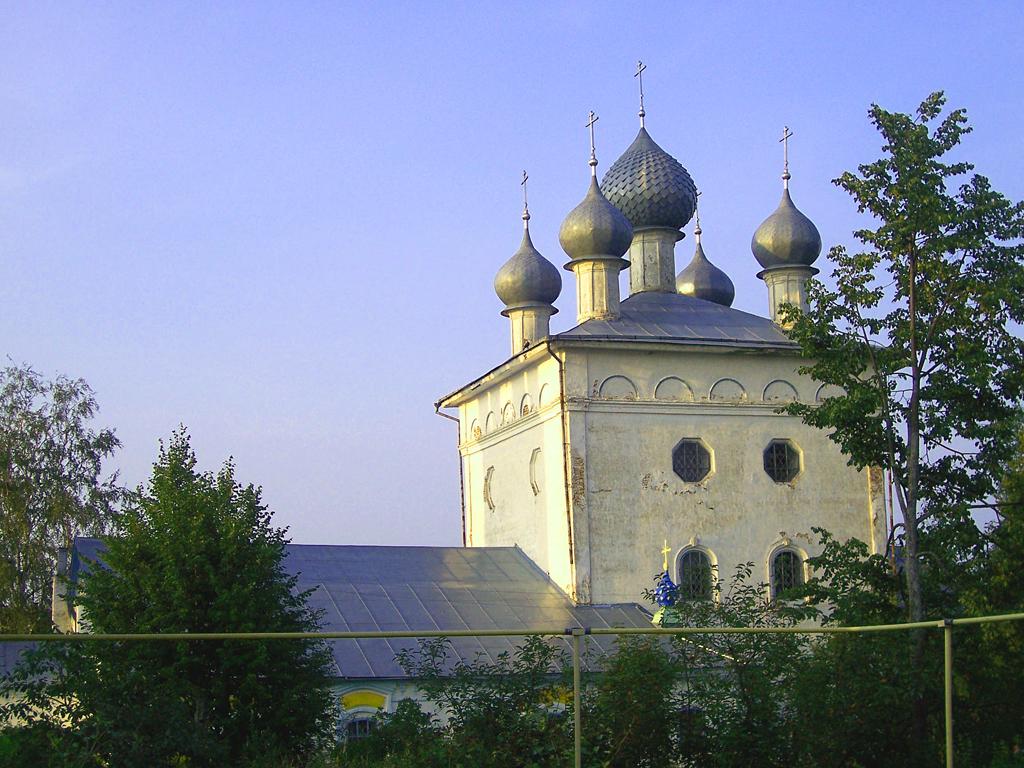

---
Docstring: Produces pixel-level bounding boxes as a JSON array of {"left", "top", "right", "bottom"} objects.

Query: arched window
[
  {"left": 771, "top": 549, "right": 804, "bottom": 599},
  {"left": 676, "top": 549, "right": 713, "bottom": 601}
]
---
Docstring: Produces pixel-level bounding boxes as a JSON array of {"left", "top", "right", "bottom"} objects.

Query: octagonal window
[
  {"left": 763, "top": 439, "right": 800, "bottom": 483},
  {"left": 672, "top": 439, "right": 711, "bottom": 483}
]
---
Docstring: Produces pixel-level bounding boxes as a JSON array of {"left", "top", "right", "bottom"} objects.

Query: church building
[
  {"left": 43, "top": 75, "right": 888, "bottom": 731},
  {"left": 436, "top": 91, "right": 886, "bottom": 607}
]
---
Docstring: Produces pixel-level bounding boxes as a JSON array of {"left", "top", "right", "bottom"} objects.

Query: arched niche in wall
[
  {"left": 520, "top": 393, "right": 534, "bottom": 417},
  {"left": 485, "top": 411, "right": 497, "bottom": 433},
  {"left": 599, "top": 375, "right": 638, "bottom": 400},
  {"left": 469, "top": 419, "right": 481, "bottom": 441},
  {"left": 501, "top": 402, "right": 516, "bottom": 425},
  {"left": 538, "top": 383, "right": 555, "bottom": 407},
  {"left": 483, "top": 466, "right": 496, "bottom": 511},
  {"left": 709, "top": 377, "right": 747, "bottom": 402},
  {"left": 529, "top": 447, "right": 542, "bottom": 496},
  {"left": 655, "top": 376, "right": 694, "bottom": 402},
  {"left": 762, "top": 379, "right": 799, "bottom": 402},
  {"left": 815, "top": 383, "right": 846, "bottom": 402}
]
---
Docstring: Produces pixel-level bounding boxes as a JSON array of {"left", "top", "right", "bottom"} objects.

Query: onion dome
[
  {"left": 752, "top": 127, "right": 822, "bottom": 269},
  {"left": 677, "top": 220, "right": 735, "bottom": 307},
  {"left": 751, "top": 188, "right": 822, "bottom": 269},
  {"left": 558, "top": 177, "right": 633, "bottom": 263},
  {"left": 599, "top": 127, "right": 697, "bottom": 230},
  {"left": 653, "top": 571, "right": 678, "bottom": 608},
  {"left": 495, "top": 211, "right": 561, "bottom": 311}
]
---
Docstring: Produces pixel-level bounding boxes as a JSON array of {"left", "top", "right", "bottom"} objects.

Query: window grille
[
  {"left": 763, "top": 440, "right": 800, "bottom": 483},
  {"left": 345, "top": 717, "right": 375, "bottom": 741},
  {"left": 672, "top": 439, "right": 711, "bottom": 483},
  {"left": 771, "top": 549, "right": 804, "bottom": 599},
  {"left": 677, "top": 549, "right": 713, "bottom": 600}
]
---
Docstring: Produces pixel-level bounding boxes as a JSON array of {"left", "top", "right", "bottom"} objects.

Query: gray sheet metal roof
[
  {"left": 556, "top": 290, "right": 796, "bottom": 349},
  {"left": 0, "top": 641, "right": 35, "bottom": 678},
  {"left": 65, "top": 539, "right": 654, "bottom": 680},
  {"left": 290, "top": 544, "right": 653, "bottom": 679}
]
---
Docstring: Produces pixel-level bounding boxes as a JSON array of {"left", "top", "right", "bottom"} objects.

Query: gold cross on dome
[
  {"left": 661, "top": 539, "right": 672, "bottom": 572},
  {"left": 635, "top": 60, "right": 647, "bottom": 127}
]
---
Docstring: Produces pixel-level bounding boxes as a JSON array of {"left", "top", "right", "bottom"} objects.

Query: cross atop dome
[
  {"left": 521, "top": 169, "right": 530, "bottom": 226},
  {"left": 780, "top": 125, "right": 794, "bottom": 187},
  {"left": 586, "top": 110, "right": 600, "bottom": 175},
  {"left": 635, "top": 60, "right": 647, "bottom": 128}
]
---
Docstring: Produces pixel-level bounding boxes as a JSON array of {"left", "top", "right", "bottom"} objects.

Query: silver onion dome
[
  {"left": 495, "top": 221, "right": 562, "bottom": 310},
  {"left": 600, "top": 127, "right": 697, "bottom": 230},
  {"left": 559, "top": 176, "right": 633, "bottom": 264},
  {"left": 677, "top": 228, "right": 735, "bottom": 307},
  {"left": 751, "top": 188, "right": 822, "bottom": 269}
]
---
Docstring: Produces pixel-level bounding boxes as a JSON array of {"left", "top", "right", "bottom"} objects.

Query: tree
[
  {"left": 783, "top": 93, "right": 1024, "bottom": 751},
  {"left": 0, "top": 364, "right": 120, "bottom": 632},
  {"left": 0, "top": 430, "right": 335, "bottom": 767}
]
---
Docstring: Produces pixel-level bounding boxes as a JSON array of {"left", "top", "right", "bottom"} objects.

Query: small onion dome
[
  {"left": 751, "top": 188, "right": 822, "bottom": 269},
  {"left": 558, "top": 177, "right": 633, "bottom": 264},
  {"left": 600, "top": 127, "right": 697, "bottom": 230},
  {"left": 653, "top": 571, "right": 678, "bottom": 608},
  {"left": 494, "top": 225, "right": 562, "bottom": 311},
  {"left": 677, "top": 234, "right": 735, "bottom": 307}
]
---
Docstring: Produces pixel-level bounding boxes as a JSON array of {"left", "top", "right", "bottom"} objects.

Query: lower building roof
[{"left": 58, "top": 539, "right": 654, "bottom": 680}]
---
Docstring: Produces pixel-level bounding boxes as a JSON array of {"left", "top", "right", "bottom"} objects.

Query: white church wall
[
  {"left": 563, "top": 345, "right": 886, "bottom": 605},
  {"left": 457, "top": 355, "right": 575, "bottom": 596}
]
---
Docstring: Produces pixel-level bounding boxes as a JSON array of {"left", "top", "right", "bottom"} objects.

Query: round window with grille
[
  {"left": 672, "top": 439, "right": 711, "bottom": 483},
  {"left": 763, "top": 439, "right": 800, "bottom": 483}
]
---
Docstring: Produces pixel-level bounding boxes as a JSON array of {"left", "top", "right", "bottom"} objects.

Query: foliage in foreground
[
  {"left": 332, "top": 518, "right": 1023, "bottom": 768},
  {"left": 0, "top": 430, "right": 335, "bottom": 767}
]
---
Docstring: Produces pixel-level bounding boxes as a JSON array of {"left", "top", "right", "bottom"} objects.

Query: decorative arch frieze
[
  {"left": 709, "top": 377, "right": 747, "bottom": 402},
  {"left": 762, "top": 379, "right": 799, "bottom": 402},
  {"left": 654, "top": 376, "right": 694, "bottom": 402},
  {"left": 598, "top": 375, "right": 638, "bottom": 400}
]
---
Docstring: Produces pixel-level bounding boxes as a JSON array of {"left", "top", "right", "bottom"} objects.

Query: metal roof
[
  {"left": 555, "top": 290, "right": 797, "bottom": 349},
  {"left": 0, "top": 641, "right": 35, "bottom": 678},
  {"left": 64, "top": 539, "right": 654, "bottom": 680}
]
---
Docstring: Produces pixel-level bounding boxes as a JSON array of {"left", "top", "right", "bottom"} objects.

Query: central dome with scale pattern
[{"left": 600, "top": 127, "right": 698, "bottom": 231}]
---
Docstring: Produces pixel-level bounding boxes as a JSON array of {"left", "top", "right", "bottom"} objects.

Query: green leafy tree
[
  {"left": 783, "top": 93, "right": 1024, "bottom": 753},
  {"left": 664, "top": 564, "right": 811, "bottom": 768},
  {"left": 0, "top": 430, "right": 335, "bottom": 767},
  {"left": 785, "top": 91, "right": 1024, "bottom": 625},
  {"left": 392, "top": 635, "right": 571, "bottom": 768},
  {"left": 0, "top": 364, "right": 120, "bottom": 632}
]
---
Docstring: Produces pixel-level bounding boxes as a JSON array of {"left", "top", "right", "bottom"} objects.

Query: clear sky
[{"left": 2, "top": 2, "right": 1022, "bottom": 546}]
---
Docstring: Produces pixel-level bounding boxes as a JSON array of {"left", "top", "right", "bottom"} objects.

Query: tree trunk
[{"left": 905, "top": 246, "right": 929, "bottom": 765}]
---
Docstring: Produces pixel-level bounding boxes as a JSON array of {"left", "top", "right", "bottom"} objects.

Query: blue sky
[{"left": 2, "top": 2, "right": 1022, "bottom": 545}]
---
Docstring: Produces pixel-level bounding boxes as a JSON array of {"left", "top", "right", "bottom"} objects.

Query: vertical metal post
[
  {"left": 572, "top": 628, "right": 583, "bottom": 768},
  {"left": 944, "top": 619, "right": 954, "bottom": 768}
]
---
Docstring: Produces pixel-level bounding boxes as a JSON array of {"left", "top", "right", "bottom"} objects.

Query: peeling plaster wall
[
  {"left": 450, "top": 342, "right": 885, "bottom": 607},
  {"left": 565, "top": 346, "right": 886, "bottom": 605}
]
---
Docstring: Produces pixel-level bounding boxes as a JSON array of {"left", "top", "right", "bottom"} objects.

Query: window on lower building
[
  {"left": 763, "top": 439, "right": 800, "bottom": 483},
  {"left": 676, "top": 549, "right": 714, "bottom": 600},
  {"left": 672, "top": 439, "right": 712, "bottom": 483},
  {"left": 345, "top": 717, "right": 375, "bottom": 741},
  {"left": 771, "top": 549, "right": 804, "bottom": 599}
]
